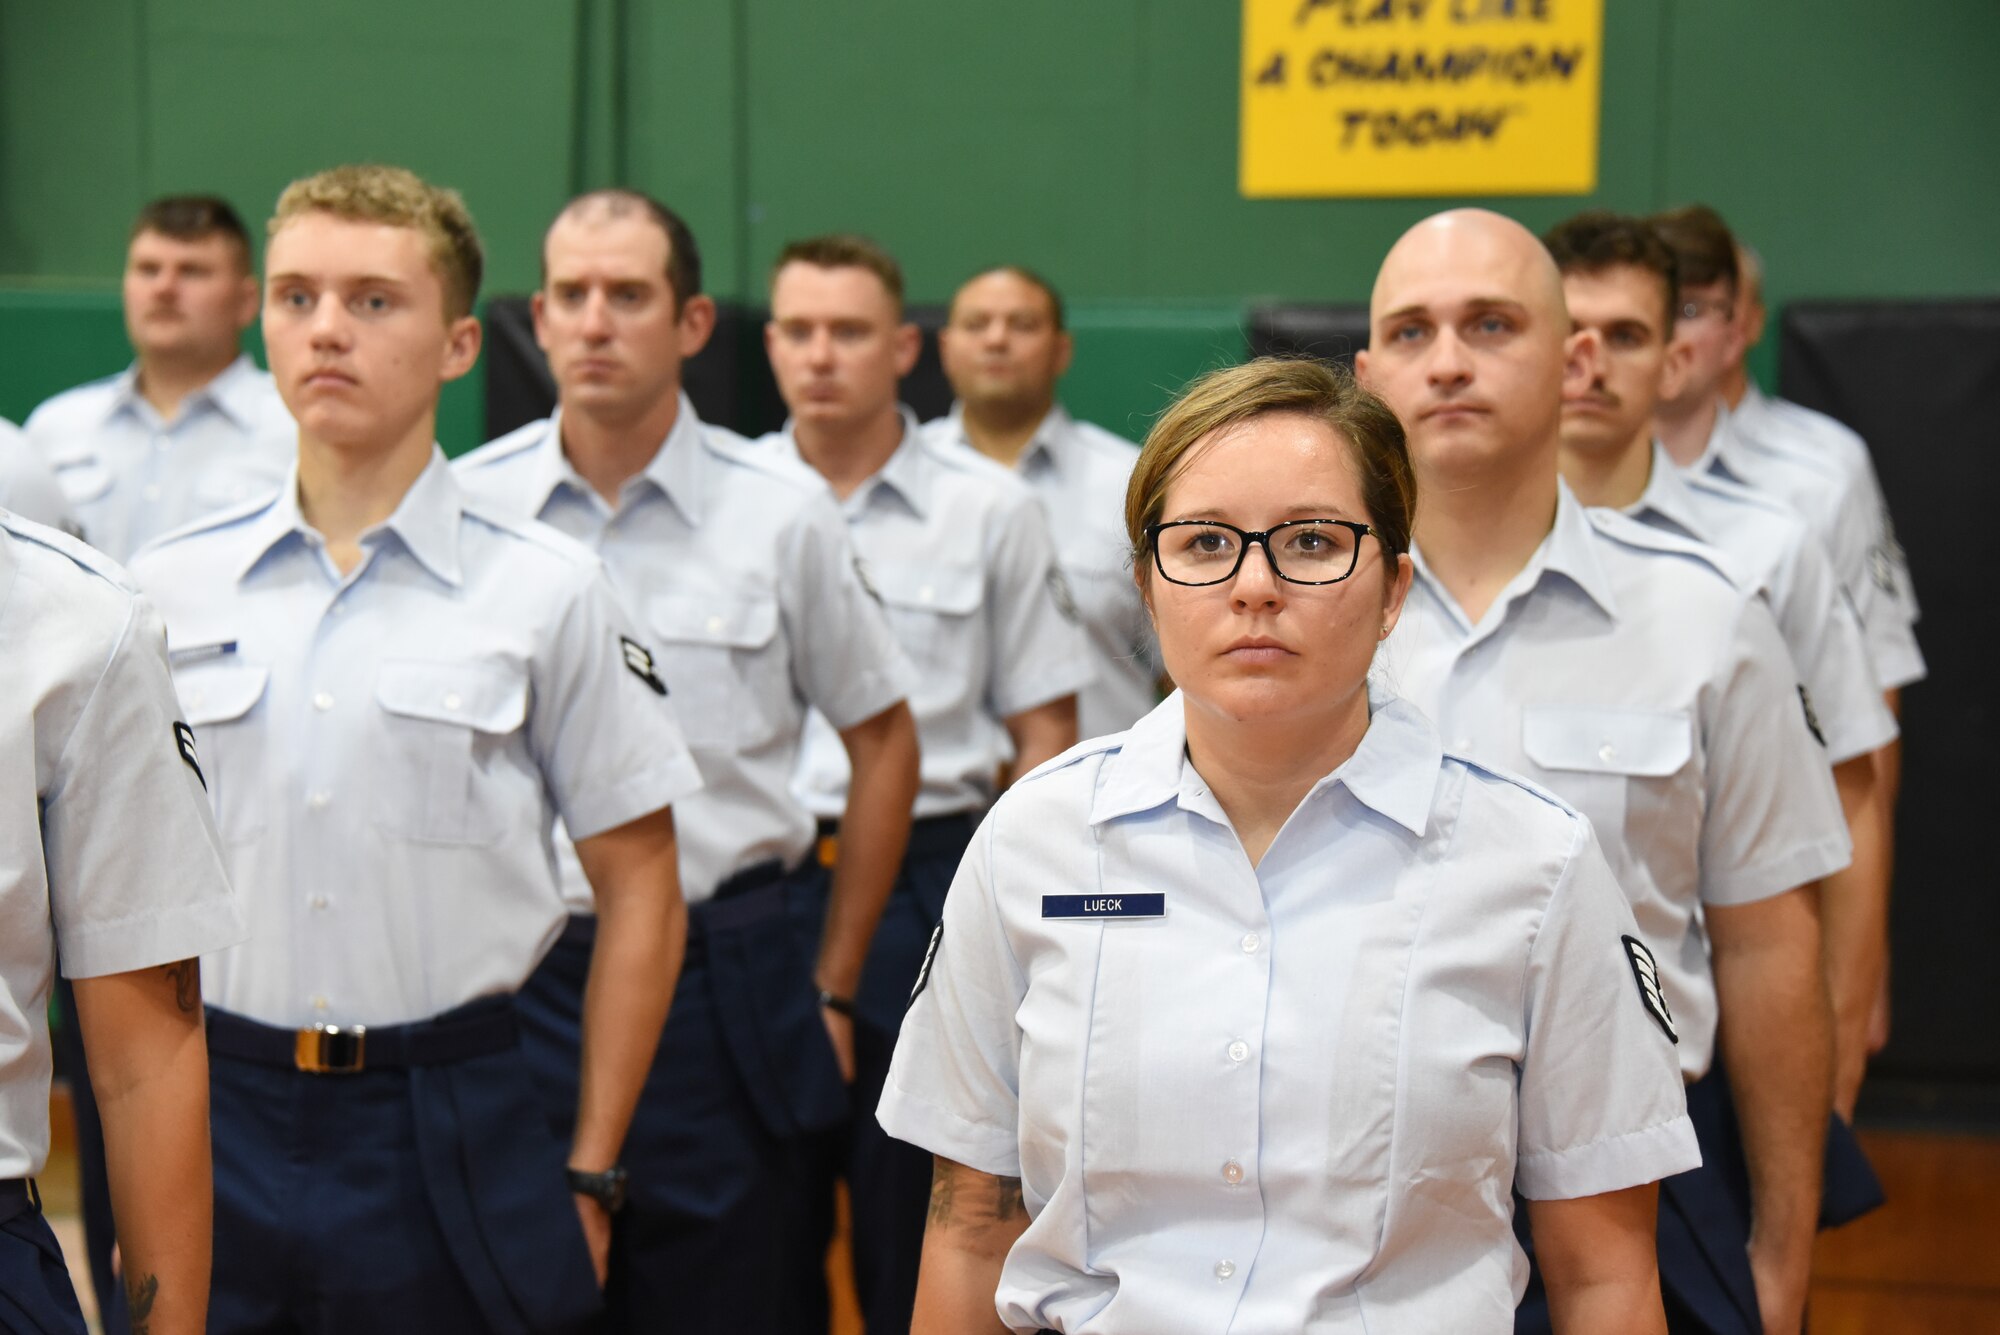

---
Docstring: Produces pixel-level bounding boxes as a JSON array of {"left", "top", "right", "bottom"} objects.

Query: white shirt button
[
  {"left": 306, "top": 791, "right": 331, "bottom": 811},
  {"left": 919, "top": 584, "right": 935, "bottom": 603},
  {"left": 1221, "top": 1159, "right": 1246, "bottom": 1185},
  {"left": 1240, "top": 933, "right": 1260, "bottom": 954},
  {"left": 1599, "top": 742, "right": 1617, "bottom": 763},
  {"left": 1215, "top": 1260, "right": 1237, "bottom": 1281},
  {"left": 706, "top": 615, "right": 725, "bottom": 634},
  {"left": 1454, "top": 736, "right": 1473, "bottom": 751},
  {"left": 310, "top": 994, "right": 329, "bottom": 1011},
  {"left": 309, "top": 894, "right": 329, "bottom": 910},
  {"left": 142, "top": 483, "right": 162, "bottom": 501},
  {"left": 312, "top": 691, "right": 335, "bottom": 712},
  {"left": 1227, "top": 1040, "right": 1250, "bottom": 1063},
  {"left": 442, "top": 691, "right": 462, "bottom": 711}
]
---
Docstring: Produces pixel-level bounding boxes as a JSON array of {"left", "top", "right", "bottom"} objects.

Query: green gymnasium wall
[{"left": 3, "top": 0, "right": 1995, "bottom": 452}]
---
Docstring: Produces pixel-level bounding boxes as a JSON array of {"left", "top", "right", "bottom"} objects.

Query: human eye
[
  {"left": 1387, "top": 320, "right": 1429, "bottom": 345},
  {"left": 612, "top": 284, "right": 648, "bottom": 308},
  {"left": 1180, "top": 525, "right": 1237, "bottom": 558},
  {"left": 1471, "top": 312, "right": 1515, "bottom": 338},
  {"left": 834, "top": 322, "right": 870, "bottom": 344},
  {"left": 1608, "top": 324, "right": 1646, "bottom": 350},
  {"left": 271, "top": 284, "right": 310, "bottom": 311},
  {"left": 353, "top": 290, "right": 394, "bottom": 316}
]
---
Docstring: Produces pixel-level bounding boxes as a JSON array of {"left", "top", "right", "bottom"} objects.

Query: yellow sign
[{"left": 1241, "top": 0, "right": 1603, "bottom": 198}]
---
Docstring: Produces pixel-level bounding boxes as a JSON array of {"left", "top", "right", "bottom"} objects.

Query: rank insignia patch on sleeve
[
  {"left": 1798, "top": 685, "right": 1826, "bottom": 747},
  {"left": 1047, "top": 567, "right": 1081, "bottom": 624},
  {"left": 620, "top": 636, "right": 668, "bottom": 696},
  {"left": 908, "top": 921, "right": 943, "bottom": 1009},
  {"left": 1622, "top": 934, "right": 1677, "bottom": 1044},
  {"left": 173, "top": 722, "right": 207, "bottom": 791}
]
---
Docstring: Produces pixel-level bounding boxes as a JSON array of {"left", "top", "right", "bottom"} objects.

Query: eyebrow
[
  {"left": 1166, "top": 505, "right": 1357, "bottom": 524},
  {"left": 1380, "top": 296, "right": 1530, "bottom": 322},
  {"left": 267, "top": 272, "right": 412, "bottom": 288}
]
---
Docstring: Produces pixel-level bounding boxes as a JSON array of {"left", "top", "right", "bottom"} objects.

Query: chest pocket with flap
[
  {"left": 375, "top": 659, "right": 530, "bottom": 845},
  {"left": 1521, "top": 706, "right": 1694, "bottom": 851},
  {"left": 174, "top": 660, "right": 270, "bottom": 842},
  {"left": 865, "top": 560, "right": 984, "bottom": 677},
  {"left": 648, "top": 590, "right": 783, "bottom": 749}
]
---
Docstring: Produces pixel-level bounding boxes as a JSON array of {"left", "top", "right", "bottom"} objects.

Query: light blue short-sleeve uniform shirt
[
  {"left": 2, "top": 515, "right": 245, "bottom": 1178},
  {"left": 1381, "top": 483, "right": 1852, "bottom": 1081},
  {"left": 1687, "top": 400, "right": 1924, "bottom": 691},
  {"left": 922, "top": 404, "right": 1159, "bottom": 740},
  {"left": 0, "top": 419, "right": 80, "bottom": 536},
  {"left": 26, "top": 355, "right": 293, "bottom": 562},
  {"left": 456, "top": 397, "right": 913, "bottom": 904},
  {"left": 767, "top": 409, "right": 1096, "bottom": 819},
  {"left": 128, "top": 453, "right": 702, "bottom": 1030},
  {"left": 1624, "top": 441, "right": 1898, "bottom": 765},
  {"left": 880, "top": 690, "right": 1698, "bottom": 1334}
]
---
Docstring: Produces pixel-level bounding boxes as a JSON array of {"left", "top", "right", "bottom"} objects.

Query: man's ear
[
  {"left": 1353, "top": 347, "right": 1373, "bottom": 388},
  {"left": 1561, "top": 326, "right": 1601, "bottom": 401},
  {"left": 441, "top": 314, "right": 483, "bottom": 384},
  {"left": 234, "top": 273, "right": 261, "bottom": 331},
  {"left": 530, "top": 290, "right": 550, "bottom": 354},
  {"left": 1658, "top": 335, "right": 1695, "bottom": 405},
  {"left": 1053, "top": 330, "right": 1075, "bottom": 379},
  {"left": 894, "top": 321, "right": 922, "bottom": 377},
  {"left": 677, "top": 293, "right": 718, "bottom": 359}
]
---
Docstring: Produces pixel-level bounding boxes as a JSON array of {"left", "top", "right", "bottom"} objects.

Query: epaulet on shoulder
[
  {"left": 1583, "top": 505, "right": 1736, "bottom": 583},
  {"left": 704, "top": 426, "right": 827, "bottom": 493},
  {"left": 27, "top": 373, "right": 125, "bottom": 420},
  {"left": 1681, "top": 467, "right": 1808, "bottom": 526},
  {"left": 1070, "top": 416, "right": 1141, "bottom": 457},
  {"left": 454, "top": 418, "right": 552, "bottom": 471},
  {"left": 459, "top": 501, "right": 601, "bottom": 567},
  {"left": 1444, "top": 747, "right": 1583, "bottom": 822},
  {"left": 923, "top": 432, "right": 1021, "bottom": 484},
  {"left": 2, "top": 513, "right": 142, "bottom": 594},
  {"left": 143, "top": 490, "right": 282, "bottom": 554},
  {"left": 1013, "top": 731, "right": 1126, "bottom": 787}
]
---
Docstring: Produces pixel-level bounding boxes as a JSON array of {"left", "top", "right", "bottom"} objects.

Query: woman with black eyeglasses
[{"left": 877, "top": 357, "right": 1698, "bottom": 1334}]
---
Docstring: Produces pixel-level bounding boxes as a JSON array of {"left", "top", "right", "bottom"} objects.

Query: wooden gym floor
[{"left": 40, "top": 1089, "right": 2000, "bottom": 1333}]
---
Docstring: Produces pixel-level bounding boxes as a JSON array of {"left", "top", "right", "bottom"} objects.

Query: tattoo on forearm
[
  {"left": 928, "top": 1159, "right": 1027, "bottom": 1230},
  {"left": 127, "top": 1273, "right": 158, "bottom": 1334},
  {"left": 928, "top": 1158, "right": 957, "bottom": 1226},
  {"left": 163, "top": 958, "right": 200, "bottom": 1014}
]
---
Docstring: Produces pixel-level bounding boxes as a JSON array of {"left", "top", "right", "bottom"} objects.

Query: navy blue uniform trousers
[
  {"left": 827, "top": 813, "right": 975, "bottom": 1335},
  {"left": 516, "top": 862, "right": 848, "bottom": 1335},
  {"left": 206, "top": 998, "right": 600, "bottom": 1335},
  {"left": 0, "top": 1182, "right": 87, "bottom": 1335},
  {"left": 1514, "top": 1065, "right": 1885, "bottom": 1334}
]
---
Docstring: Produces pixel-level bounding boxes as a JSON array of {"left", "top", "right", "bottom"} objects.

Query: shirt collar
[
  {"left": 1088, "top": 686, "right": 1439, "bottom": 837},
  {"left": 944, "top": 400, "right": 1072, "bottom": 475},
  {"left": 106, "top": 355, "right": 262, "bottom": 429},
  {"left": 527, "top": 393, "right": 709, "bottom": 525},
  {"left": 238, "top": 448, "right": 463, "bottom": 587},
  {"left": 784, "top": 406, "right": 929, "bottom": 518},
  {"left": 1410, "top": 480, "right": 1618, "bottom": 624},
  {"left": 1688, "top": 399, "right": 1754, "bottom": 481},
  {"left": 1624, "top": 439, "right": 1712, "bottom": 544}
]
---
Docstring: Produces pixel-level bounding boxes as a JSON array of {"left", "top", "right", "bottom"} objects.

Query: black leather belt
[
  {"left": 816, "top": 812, "right": 976, "bottom": 869},
  {"left": 0, "top": 1178, "right": 41, "bottom": 1225},
  {"left": 206, "top": 997, "right": 519, "bottom": 1076}
]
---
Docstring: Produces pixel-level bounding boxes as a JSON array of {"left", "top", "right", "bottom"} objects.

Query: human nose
[
  {"left": 1426, "top": 326, "right": 1473, "bottom": 390},
  {"left": 804, "top": 328, "right": 836, "bottom": 368},
  {"left": 306, "top": 294, "right": 350, "bottom": 349},
  {"left": 1229, "top": 536, "right": 1285, "bottom": 608},
  {"left": 578, "top": 290, "right": 614, "bottom": 340}
]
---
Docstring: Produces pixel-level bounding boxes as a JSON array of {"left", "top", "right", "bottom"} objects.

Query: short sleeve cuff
[
  {"left": 1871, "top": 637, "right": 1927, "bottom": 691},
  {"left": 1516, "top": 1113, "right": 1702, "bottom": 1200},
  {"left": 1701, "top": 832, "right": 1853, "bottom": 908},
  {"left": 876, "top": 1076, "right": 1021, "bottom": 1180},
  {"left": 560, "top": 755, "right": 705, "bottom": 843},
  {"left": 992, "top": 661, "right": 1098, "bottom": 722},
  {"left": 815, "top": 659, "right": 916, "bottom": 734},
  {"left": 60, "top": 893, "right": 247, "bottom": 980},
  {"left": 1822, "top": 706, "right": 1899, "bottom": 767}
]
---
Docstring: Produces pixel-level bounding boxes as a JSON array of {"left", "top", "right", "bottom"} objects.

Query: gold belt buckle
[{"left": 294, "top": 1023, "right": 367, "bottom": 1074}]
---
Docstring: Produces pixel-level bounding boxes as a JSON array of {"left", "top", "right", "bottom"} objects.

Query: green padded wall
[{"left": 4, "top": 0, "right": 1995, "bottom": 452}]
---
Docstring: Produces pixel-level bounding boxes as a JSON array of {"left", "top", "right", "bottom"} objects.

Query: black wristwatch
[
  {"left": 817, "top": 987, "right": 858, "bottom": 1018},
  {"left": 567, "top": 1165, "right": 629, "bottom": 1214}
]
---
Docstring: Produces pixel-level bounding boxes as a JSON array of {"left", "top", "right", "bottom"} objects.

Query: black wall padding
[
  {"left": 1246, "top": 304, "right": 1372, "bottom": 367},
  {"left": 481, "top": 298, "right": 955, "bottom": 446},
  {"left": 1781, "top": 298, "right": 2000, "bottom": 1118}
]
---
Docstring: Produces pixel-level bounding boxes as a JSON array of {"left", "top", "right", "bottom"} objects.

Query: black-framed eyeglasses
[{"left": 1145, "top": 519, "right": 1387, "bottom": 587}]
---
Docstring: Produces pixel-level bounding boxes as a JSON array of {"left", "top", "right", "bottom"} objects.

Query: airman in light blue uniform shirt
[
  {"left": 773, "top": 407, "right": 1096, "bottom": 822},
  {"left": 457, "top": 396, "right": 913, "bottom": 906},
  {"left": 27, "top": 355, "right": 292, "bottom": 562},
  {"left": 129, "top": 451, "right": 702, "bottom": 1029},
  {"left": 0, "top": 418, "right": 80, "bottom": 536},
  {"left": 924, "top": 403, "right": 1158, "bottom": 740},
  {"left": 881, "top": 687, "right": 1700, "bottom": 1332},
  {"left": 1626, "top": 439, "right": 1897, "bottom": 766}
]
